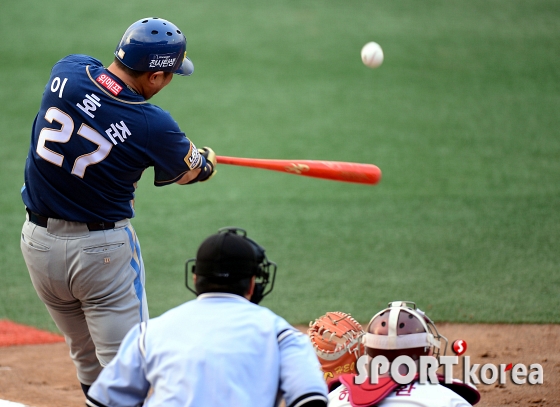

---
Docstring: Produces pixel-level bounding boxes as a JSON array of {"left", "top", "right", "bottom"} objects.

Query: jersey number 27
[{"left": 37, "top": 107, "right": 113, "bottom": 178}]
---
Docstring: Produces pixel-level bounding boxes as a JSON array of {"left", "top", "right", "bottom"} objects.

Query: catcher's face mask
[{"left": 185, "top": 227, "right": 277, "bottom": 304}]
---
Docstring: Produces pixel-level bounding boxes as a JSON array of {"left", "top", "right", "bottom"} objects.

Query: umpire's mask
[{"left": 185, "top": 227, "right": 277, "bottom": 304}]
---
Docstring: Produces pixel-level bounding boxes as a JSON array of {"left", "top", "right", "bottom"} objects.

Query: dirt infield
[{"left": 0, "top": 323, "right": 558, "bottom": 407}]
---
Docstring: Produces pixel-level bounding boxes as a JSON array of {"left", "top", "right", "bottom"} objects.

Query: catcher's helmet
[
  {"left": 185, "top": 227, "right": 277, "bottom": 304},
  {"left": 362, "top": 301, "right": 447, "bottom": 362},
  {"left": 114, "top": 17, "right": 194, "bottom": 76}
]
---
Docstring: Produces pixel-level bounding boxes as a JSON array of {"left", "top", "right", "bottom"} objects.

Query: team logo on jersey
[
  {"left": 96, "top": 74, "right": 123, "bottom": 96},
  {"left": 148, "top": 53, "right": 177, "bottom": 69},
  {"left": 184, "top": 143, "right": 202, "bottom": 170}
]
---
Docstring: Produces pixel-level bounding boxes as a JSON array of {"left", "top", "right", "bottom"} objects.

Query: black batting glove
[{"left": 189, "top": 147, "right": 217, "bottom": 183}]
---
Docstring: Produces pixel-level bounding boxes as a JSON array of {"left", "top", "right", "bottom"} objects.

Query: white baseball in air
[{"left": 361, "top": 42, "right": 384, "bottom": 68}]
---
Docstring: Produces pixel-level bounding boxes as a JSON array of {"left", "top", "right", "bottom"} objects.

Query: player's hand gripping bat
[{"left": 216, "top": 156, "right": 381, "bottom": 185}]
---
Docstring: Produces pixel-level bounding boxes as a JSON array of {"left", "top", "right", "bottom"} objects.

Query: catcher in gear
[
  {"left": 327, "top": 301, "right": 481, "bottom": 407},
  {"left": 86, "top": 228, "right": 328, "bottom": 407},
  {"left": 308, "top": 311, "right": 365, "bottom": 384}
]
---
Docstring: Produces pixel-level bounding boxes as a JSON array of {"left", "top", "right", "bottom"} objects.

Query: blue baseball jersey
[
  {"left": 86, "top": 293, "right": 328, "bottom": 407},
  {"left": 22, "top": 54, "right": 205, "bottom": 222}
]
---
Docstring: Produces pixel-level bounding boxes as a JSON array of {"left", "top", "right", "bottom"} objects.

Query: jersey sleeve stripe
[
  {"left": 154, "top": 169, "right": 191, "bottom": 185},
  {"left": 85, "top": 396, "right": 108, "bottom": 407},
  {"left": 288, "top": 392, "right": 328, "bottom": 407},
  {"left": 277, "top": 328, "right": 296, "bottom": 343},
  {"left": 139, "top": 321, "right": 147, "bottom": 358}
]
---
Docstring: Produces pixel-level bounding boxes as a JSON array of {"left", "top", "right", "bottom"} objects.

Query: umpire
[{"left": 86, "top": 227, "right": 328, "bottom": 407}]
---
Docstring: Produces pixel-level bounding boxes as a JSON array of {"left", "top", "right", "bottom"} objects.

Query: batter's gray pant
[{"left": 20, "top": 215, "right": 148, "bottom": 385}]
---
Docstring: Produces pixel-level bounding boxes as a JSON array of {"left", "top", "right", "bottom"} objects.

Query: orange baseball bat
[{"left": 216, "top": 156, "right": 381, "bottom": 185}]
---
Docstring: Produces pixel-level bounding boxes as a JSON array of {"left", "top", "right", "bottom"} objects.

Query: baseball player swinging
[
  {"left": 20, "top": 17, "right": 216, "bottom": 396},
  {"left": 310, "top": 302, "right": 481, "bottom": 407}
]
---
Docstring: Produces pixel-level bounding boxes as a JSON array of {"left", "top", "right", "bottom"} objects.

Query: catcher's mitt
[{"left": 308, "top": 311, "right": 365, "bottom": 383}]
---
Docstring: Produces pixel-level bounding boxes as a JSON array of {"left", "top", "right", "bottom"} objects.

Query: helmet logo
[
  {"left": 118, "top": 49, "right": 126, "bottom": 59},
  {"left": 148, "top": 53, "right": 177, "bottom": 69}
]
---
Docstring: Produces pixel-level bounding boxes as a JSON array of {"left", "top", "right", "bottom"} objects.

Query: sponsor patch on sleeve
[
  {"left": 184, "top": 142, "right": 202, "bottom": 170},
  {"left": 96, "top": 74, "right": 123, "bottom": 96}
]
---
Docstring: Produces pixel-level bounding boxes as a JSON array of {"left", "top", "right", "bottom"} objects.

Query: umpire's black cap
[{"left": 194, "top": 228, "right": 262, "bottom": 281}]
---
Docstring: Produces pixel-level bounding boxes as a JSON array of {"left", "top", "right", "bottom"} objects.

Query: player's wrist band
[{"left": 186, "top": 162, "right": 214, "bottom": 184}]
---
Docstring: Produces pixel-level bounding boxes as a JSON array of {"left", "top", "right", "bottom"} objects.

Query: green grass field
[{"left": 1, "top": 0, "right": 559, "bottom": 331}]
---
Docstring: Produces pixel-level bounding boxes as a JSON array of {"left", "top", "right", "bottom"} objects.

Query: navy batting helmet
[{"left": 114, "top": 17, "right": 194, "bottom": 76}]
